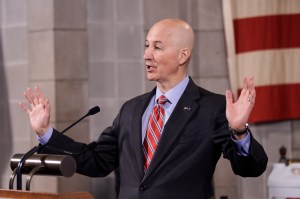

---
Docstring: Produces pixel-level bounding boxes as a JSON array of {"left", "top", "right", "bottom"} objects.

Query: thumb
[
  {"left": 19, "top": 102, "right": 30, "bottom": 114},
  {"left": 225, "top": 90, "right": 233, "bottom": 106}
]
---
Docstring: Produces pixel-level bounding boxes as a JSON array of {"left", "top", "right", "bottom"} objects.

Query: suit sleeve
[
  {"left": 39, "top": 110, "right": 122, "bottom": 177},
  {"left": 212, "top": 97, "right": 268, "bottom": 177}
]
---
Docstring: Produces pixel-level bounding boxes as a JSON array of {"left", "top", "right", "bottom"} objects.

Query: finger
[
  {"left": 19, "top": 102, "right": 31, "bottom": 114},
  {"left": 35, "top": 86, "right": 45, "bottom": 104},
  {"left": 31, "top": 88, "right": 40, "bottom": 105},
  {"left": 27, "top": 87, "right": 38, "bottom": 106},
  {"left": 250, "top": 89, "right": 256, "bottom": 105},
  {"left": 225, "top": 90, "right": 233, "bottom": 105},
  {"left": 247, "top": 76, "right": 256, "bottom": 104},
  {"left": 24, "top": 90, "right": 34, "bottom": 106},
  {"left": 243, "top": 76, "right": 248, "bottom": 90},
  {"left": 44, "top": 99, "right": 51, "bottom": 113},
  {"left": 240, "top": 77, "right": 248, "bottom": 97},
  {"left": 248, "top": 76, "right": 255, "bottom": 94}
]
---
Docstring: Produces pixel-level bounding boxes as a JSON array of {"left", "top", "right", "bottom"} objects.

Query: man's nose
[{"left": 144, "top": 47, "right": 152, "bottom": 60}]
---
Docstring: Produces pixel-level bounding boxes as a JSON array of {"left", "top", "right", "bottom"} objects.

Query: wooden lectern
[{"left": 0, "top": 189, "right": 95, "bottom": 199}]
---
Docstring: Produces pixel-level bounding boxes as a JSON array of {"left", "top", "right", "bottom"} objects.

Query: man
[{"left": 20, "top": 19, "right": 268, "bottom": 199}]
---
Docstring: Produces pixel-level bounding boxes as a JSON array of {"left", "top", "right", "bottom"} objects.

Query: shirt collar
[{"left": 155, "top": 75, "right": 190, "bottom": 105}]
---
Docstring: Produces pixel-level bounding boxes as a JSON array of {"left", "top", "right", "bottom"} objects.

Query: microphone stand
[
  {"left": 15, "top": 106, "right": 100, "bottom": 190},
  {"left": 15, "top": 146, "right": 40, "bottom": 190}
]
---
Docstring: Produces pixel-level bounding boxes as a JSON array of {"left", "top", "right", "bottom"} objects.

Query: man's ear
[{"left": 178, "top": 48, "right": 191, "bottom": 65}]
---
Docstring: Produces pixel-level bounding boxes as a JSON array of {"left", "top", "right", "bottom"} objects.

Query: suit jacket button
[{"left": 140, "top": 186, "right": 147, "bottom": 191}]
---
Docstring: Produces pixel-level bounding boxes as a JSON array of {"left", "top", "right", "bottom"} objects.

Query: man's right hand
[{"left": 19, "top": 86, "right": 51, "bottom": 137}]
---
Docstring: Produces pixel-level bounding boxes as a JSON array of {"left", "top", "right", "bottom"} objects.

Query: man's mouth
[{"left": 146, "top": 65, "right": 155, "bottom": 71}]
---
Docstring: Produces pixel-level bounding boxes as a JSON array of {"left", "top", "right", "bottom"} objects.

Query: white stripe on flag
[{"left": 236, "top": 48, "right": 300, "bottom": 86}]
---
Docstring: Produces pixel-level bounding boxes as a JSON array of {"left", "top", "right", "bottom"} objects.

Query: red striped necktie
[{"left": 143, "top": 95, "right": 168, "bottom": 172}]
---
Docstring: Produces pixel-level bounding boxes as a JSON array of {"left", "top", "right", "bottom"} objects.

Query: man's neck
[{"left": 156, "top": 74, "right": 187, "bottom": 93}]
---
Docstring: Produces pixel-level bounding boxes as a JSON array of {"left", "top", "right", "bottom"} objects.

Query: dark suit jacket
[{"left": 42, "top": 78, "right": 268, "bottom": 199}]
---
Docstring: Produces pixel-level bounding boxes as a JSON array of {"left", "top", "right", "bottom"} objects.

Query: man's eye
[
  {"left": 145, "top": 44, "right": 149, "bottom": 48},
  {"left": 154, "top": 46, "right": 161, "bottom": 50}
]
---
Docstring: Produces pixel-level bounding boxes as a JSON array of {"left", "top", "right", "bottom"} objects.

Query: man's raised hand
[{"left": 19, "top": 86, "right": 51, "bottom": 136}]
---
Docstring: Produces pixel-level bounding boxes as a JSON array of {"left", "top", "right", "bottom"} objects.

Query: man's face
[{"left": 144, "top": 24, "right": 181, "bottom": 84}]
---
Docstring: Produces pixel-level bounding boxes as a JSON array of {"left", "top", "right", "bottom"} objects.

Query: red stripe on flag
[
  {"left": 238, "top": 84, "right": 300, "bottom": 123},
  {"left": 234, "top": 14, "right": 300, "bottom": 53}
]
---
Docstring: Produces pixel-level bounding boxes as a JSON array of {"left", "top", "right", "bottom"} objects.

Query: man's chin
[
  {"left": 147, "top": 79, "right": 156, "bottom": 82},
  {"left": 146, "top": 75, "right": 157, "bottom": 82}
]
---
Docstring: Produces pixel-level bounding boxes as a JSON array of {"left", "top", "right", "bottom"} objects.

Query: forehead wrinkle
[
  {"left": 147, "top": 27, "right": 172, "bottom": 40},
  {"left": 145, "top": 39, "right": 162, "bottom": 43}
]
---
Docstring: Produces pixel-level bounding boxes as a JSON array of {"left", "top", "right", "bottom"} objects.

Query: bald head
[
  {"left": 144, "top": 19, "right": 195, "bottom": 91},
  {"left": 148, "top": 19, "right": 195, "bottom": 54}
]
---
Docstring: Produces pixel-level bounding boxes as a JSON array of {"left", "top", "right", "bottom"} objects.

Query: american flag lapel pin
[{"left": 184, "top": 106, "right": 191, "bottom": 111}]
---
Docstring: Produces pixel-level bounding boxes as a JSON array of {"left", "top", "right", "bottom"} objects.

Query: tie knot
[{"left": 157, "top": 95, "right": 168, "bottom": 105}]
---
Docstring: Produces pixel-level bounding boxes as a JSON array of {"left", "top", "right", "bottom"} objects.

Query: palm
[
  {"left": 29, "top": 103, "right": 50, "bottom": 133},
  {"left": 226, "top": 77, "right": 255, "bottom": 130},
  {"left": 19, "top": 87, "right": 51, "bottom": 136}
]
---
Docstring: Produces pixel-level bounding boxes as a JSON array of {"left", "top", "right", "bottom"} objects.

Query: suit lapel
[
  {"left": 142, "top": 79, "right": 201, "bottom": 181},
  {"left": 131, "top": 88, "right": 156, "bottom": 180}
]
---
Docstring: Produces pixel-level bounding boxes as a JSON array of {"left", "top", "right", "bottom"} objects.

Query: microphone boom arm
[{"left": 13, "top": 106, "right": 100, "bottom": 190}]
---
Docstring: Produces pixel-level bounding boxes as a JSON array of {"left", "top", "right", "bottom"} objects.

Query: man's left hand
[{"left": 225, "top": 76, "right": 255, "bottom": 136}]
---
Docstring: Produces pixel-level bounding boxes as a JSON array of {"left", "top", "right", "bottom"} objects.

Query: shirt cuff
[
  {"left": 37, "top": 127, "right": 53, "bottom": 145},
  {"left": 232, "top": 132, "right": 251, "bottom": 156}
]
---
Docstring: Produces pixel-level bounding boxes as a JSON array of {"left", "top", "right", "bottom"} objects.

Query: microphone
[
  {"left": 14, "top": 106, "right": 100, "bottom": 190},
  {"left": 88, "top": 106, "right": 100, "bottom": 115},
  {"left": 47, "top": 106, "right": 100, "bottom": 145}
]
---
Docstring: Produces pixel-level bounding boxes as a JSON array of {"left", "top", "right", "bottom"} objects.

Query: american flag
[{"left": 223, "top": 0, "right": 300, "bottom": 123}]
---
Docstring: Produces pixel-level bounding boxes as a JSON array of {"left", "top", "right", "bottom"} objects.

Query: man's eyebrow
[{"left": 145, "top": 40, "right": 163, "bottom": 44}]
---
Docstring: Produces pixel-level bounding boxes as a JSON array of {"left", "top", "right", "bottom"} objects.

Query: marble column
[{"left": 28, "top": 0, "right": 90, "bottom": 193}]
